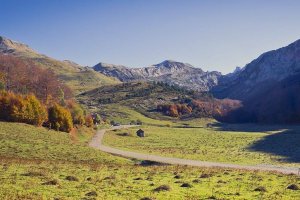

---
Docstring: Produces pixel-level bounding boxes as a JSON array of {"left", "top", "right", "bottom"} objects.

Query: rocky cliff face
[
  {"left": 213, "top": 39, "right": 300, "bottom": 100},
  {"left": 93, "top": 60, "right": 221, "bottom": 91}
]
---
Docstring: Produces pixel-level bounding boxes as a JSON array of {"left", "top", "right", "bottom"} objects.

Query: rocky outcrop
[
  {"left": 213, "top": 39, "right": 300, "bottom": 100},
  {"left": 93, "top": 60, "right": 221, "bottom": 91}
]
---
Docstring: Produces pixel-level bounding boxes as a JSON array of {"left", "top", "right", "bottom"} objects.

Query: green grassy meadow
[
  {"left": 2, "top": 159, "right": 300, "bottom": 200},
  {"left": 1, "top": 120, "right": 300, "bottom": 199},
  {"left": 104, "top": 122, "right": 300, "bottom": 167}
]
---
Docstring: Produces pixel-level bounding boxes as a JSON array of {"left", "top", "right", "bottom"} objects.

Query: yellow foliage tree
[
  {"left": 0, "top": 91, "right": 47, "bottom": 126},
  {"left": 48, "top": 104, "right": 73, "bottom": 132}
]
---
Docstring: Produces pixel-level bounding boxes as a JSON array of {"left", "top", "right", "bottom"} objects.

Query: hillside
[
  {"left": 93, "top": 60, "right": 221, "bottom": 91},
  {"left": 78, "top": 81, "right": 241, "bottom": 123},
  {"left": 78, "top": 82, "right": 196, "bottom": 120},
  {"left": 213, "top": 39, "right": 300, "bottom": 123},
  {"left": 0, "top": 36, "right": 119, "bottom": 94},
  {"left": 213, "top": 39, "right": 300, "bottom": 100}
]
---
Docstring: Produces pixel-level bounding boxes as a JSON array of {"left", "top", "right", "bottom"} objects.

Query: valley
[
  {"left": 103, "top": 119, "right": 300, "bottom": 167},
  {"left": 1, "top": 33, "right": 300, "bottom": 199},
  {"left": 1, "top": 122, "right": 300, "bottom": 199}
]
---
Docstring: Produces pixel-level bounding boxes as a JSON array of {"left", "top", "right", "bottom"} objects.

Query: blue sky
[{"left": 1, "top": 0, "right": 300, "bottom": 73}]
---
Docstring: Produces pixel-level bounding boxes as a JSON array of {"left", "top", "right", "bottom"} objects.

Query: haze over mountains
[{"left": 1, "top": 35, "right": 300, "bottom": 123}]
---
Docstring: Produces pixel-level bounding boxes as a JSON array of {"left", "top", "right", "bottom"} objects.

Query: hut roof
[{"left": 137, "top": 129, "right": 144, "bottom": 133}]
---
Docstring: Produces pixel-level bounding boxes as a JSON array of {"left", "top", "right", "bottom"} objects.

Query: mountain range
[
  {"left": 93, "top": 60, "right": 221, "bottom": 91},
  {"left": 1, "top": 35, "right": 300, "bottom": 123}
]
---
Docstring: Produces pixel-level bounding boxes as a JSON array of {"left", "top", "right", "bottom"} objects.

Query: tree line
[
  {"left": 157, "top": 98, "right": 242, "bottom": 119},
  {"left": 0, "top": 55, "right": 100, "bottom": 132}
]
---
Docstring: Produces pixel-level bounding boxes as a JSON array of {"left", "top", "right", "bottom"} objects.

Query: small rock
[
  {"left": 174, "top": 175, "right": 182, "bottom": 179},
  {"left": 42, "top": 180, "right": 58, "bottom": 185},
  {"left": 200, "top": 173, "right": 211, "bottom": 178},
  {"left": 192, "top": 179, "right": 200, "bottom": 183},
  {"left": 287, "top": 184, "right": 299, "bottom": 190},
  {"left": 180, "top": 183, "right": 192, "bottom": 188},
  {"left": 85, "top": 191, "right": 97, "bottom": 196},
  {"left": 153, "top": 185, "right": 171, "bottom": 192},
  {"left": 140, "top": 197, "right": 155, "bottom": 200},
  {"left": 65, "top": 176, "right": 78, "bottom": 181},
  {"left": 254, "top": 186, "right": 267, "bottom": 192}
]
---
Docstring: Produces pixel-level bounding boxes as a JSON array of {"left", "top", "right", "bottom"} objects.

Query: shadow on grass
[{"left": 211, "top": 122, "right": 300, "bottom": 163}]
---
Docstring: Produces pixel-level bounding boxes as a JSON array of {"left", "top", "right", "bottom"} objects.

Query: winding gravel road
[{"left": 89, "top": 125, "right": 300, "bottom": 175}]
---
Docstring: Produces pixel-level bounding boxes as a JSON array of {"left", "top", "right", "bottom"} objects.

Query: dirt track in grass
[{"left": 89, "top": 125, "right": 300, "bottom": 175}]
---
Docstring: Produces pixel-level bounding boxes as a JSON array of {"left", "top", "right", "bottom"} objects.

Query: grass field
[
  {"left": 2, "top": 159, "right": 300, "bottom": 200},
  {"left": 104, "top": 123, "right": 300, "bottom": 167},
  {"left": 0, "top": 122, "right": 128, "bottom": 164},
  {"left": 1, "top": 122, "right": 300, "bottom": 199},
  {"left": 87, "top": 104, "right": 176, "bottom": 126}
]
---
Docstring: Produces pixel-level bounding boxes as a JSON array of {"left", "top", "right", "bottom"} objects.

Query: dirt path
[{"left": 89, "top": 126, "right": 300, "bottom": 175}]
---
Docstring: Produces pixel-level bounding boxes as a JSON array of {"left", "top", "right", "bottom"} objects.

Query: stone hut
[{"left": 136, "top": 129, "right": 145, "bottom": 137}]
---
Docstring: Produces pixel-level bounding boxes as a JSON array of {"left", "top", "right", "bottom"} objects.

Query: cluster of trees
[
  {"left": 0, "top": 91, "right": 97, "bottom": 132},
  {"left": 157, "top": 104, "right": 193, "bottom": 117},
  {"left": 157, "top": 99, "right": 241, "bottom": 119},
  {"left": 0, "top": 55, "right": 72, "bottom": 105},
  {"left": 0, "top": 55, "right": 100, "bottom": 132},
  {"left": 0, "top": 91, "right": 47, "bottom": 126},
  {"left": 190, "top": 99, "right": 241, "bottom": 119}
]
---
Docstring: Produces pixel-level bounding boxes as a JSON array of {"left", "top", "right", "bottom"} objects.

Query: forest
[{"left": 0, "top": 55, "right": 97, "bottom": 132}]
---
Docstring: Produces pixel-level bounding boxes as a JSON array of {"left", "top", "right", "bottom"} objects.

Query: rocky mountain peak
[
  {"left": 213, "top": 38, "right": 300, "bottom": 100},
  {"left": 93, "top": 60, "right": 220, "bottom": 91},
  {"left": 0, "top": 36, "right": 37, "bottom": 55},
  {"left": 154, "top": 60, "right": 197, "bottom": 71}
]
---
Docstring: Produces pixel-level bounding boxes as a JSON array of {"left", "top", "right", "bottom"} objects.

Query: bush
[
  {"left": 0, "top": 91, "right": 47, "bottom": 126},
  {"left": 48, "top": 104, "right": 73, "bottom": 132},
  {"left": 85, "top": 114, "right": 94, "bottom": 127},
  {"left": 66, "top": 100, "right": 85, "bottom": 125},
  {"left": 23, "top": 94, "right": 48, "bottom": 126}
]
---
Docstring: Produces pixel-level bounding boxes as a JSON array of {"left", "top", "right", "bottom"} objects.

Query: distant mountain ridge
[
  {"left": 213, "top": 39, "right": 300, "bottom": 100},
  {"left": 0, "top": 36, "right": 119, "bottom": 93},
  {"left": 94, "top": 60, "right": 221, "bottom": 91},
  {"left": 212, "top": 39, "right": 300, "bottom": 123}
]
